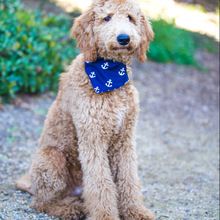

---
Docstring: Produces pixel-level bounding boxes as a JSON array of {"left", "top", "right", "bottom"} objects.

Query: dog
[{"left": 16, "top": 0, "right": 155, "bottom": 219}]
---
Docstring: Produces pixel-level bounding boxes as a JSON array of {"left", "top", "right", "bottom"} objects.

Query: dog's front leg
[
  {"left": 114, "top": 117, "right": 155, "bottom": 220},
  {"left": 77, "top": 125, "right": 120, "bottom": 220}
]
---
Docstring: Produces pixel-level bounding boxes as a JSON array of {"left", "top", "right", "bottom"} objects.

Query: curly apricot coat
[{"left": 16, "top": 0, "right": 155, "bottom": 219}]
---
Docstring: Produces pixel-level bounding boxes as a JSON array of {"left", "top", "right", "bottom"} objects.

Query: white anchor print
[
  {"left": 94, "top": 86, "right": 100, "bottom": 93},
  {"left": 105, "top": 79, "right": 113, "bottom": 88},
  {"left": 101, "top": 62, "right": 109, "bottom": 70},
  {"left": 118, "top": 67, "right": 126, "bottom": 76},
  {"left": 89, "top": 72, "right": 96, "bottom": 78}
]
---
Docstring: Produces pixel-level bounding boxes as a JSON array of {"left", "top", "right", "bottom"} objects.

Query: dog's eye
[
  {"left": 128, "top": 15, "right": 135, "bottom": 24},
  {"left": 104, "top": 15, "right": 112, "bottom": 22}
]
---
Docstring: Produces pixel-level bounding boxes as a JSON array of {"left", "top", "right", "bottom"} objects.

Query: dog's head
[{"left": 72, "top": 0, "right": 154, "bottom": 62}]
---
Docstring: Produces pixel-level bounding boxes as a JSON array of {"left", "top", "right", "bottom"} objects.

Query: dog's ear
[
  {"left": 136, "top": 15, "right": 154, "bottom": 63},
  {"left": 72, "top": 9, "right": 97, "bottom": 61}
]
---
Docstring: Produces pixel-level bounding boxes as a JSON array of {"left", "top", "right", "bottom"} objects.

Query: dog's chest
[
  {"left": 71, "top": 81, "right": 139, "bottom": 137},
  {"left": 73, "top": 90, "right": 132, "bottom": 132},
  {"left": 114, "top": 105, "right": 128, "bottom": 130},
  {"left": 94, "top": 95, "right": 129, "bottom": 132}
]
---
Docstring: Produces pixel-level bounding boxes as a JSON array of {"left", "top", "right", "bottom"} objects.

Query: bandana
[{"left": 85, "top": 58, "right": 129, "bottom": 94}]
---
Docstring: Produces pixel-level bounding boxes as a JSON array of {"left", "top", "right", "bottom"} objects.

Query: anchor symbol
[
  {"left": 105, "top": 79, "right": 113, "bottom": 88},
  {"left": 101, "top": 62, "right": 109, "bottom": 70},
  {"left": 94, "top": 86, "right": 100, "bottom": 93},
  {"left": 118, "top": 68, "right": 125, "bottom": 76},
  {"left": 89, "top": 72, "right": 96, "bottom": 78}
]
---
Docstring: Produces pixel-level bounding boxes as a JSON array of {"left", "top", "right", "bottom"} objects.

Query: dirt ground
[{"left": 0, "top": 49, "right": 219, "bottom": 220}]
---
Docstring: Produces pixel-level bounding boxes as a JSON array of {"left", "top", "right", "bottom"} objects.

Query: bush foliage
[
  {"left": 0, "top": 0, "right": 77, "bottom": 100},
  {"left": 149, "top": 19, "right": 196, "bottom": 65}
]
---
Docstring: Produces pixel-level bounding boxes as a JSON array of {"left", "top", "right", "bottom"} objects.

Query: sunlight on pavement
[{"left": 51, "top": 0, "right": 219, "bottom": 40}]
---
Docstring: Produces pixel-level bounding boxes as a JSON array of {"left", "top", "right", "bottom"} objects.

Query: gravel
[{"left": 0, "top": 51, "right": 219, "bottom": 220}]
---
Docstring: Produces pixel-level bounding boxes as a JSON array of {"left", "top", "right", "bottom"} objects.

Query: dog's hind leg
[
  {"left": 35, "top": 196, "right": 86, "bottom": 220},
  {"left": 30, "top": 146, "right": 70, "bottom": 204},
  {"left": 16, "top": 172, "right": 85, "bottom": 220},
  {"left": 30, "top": 146, "right": 85, "bottom": 219},
  {"left": 26, "top": 99, "right": 84, "bottom": 219}
]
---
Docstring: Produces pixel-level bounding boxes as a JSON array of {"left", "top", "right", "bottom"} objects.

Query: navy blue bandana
[{"left": 85, "top": 58, "right": 129, "bottom": 94}]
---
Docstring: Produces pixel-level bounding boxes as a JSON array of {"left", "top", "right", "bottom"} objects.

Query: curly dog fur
[{"left": 16, "top": 0, "right": 155, "bottom": 219}]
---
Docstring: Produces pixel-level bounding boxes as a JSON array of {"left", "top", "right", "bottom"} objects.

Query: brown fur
[
  {"left": 136, "top": 15, "right": 154, "bottom": 62},
  {"left": 16, "top": 0, "right": 154, "bottom": 219},
  {"left": 72, "top": 8, "right": 97, "bottom": 61}
]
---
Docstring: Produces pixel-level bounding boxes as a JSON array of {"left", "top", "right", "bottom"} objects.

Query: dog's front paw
[
  {"left": 87, "top": 212, "right": 120, "bottom": 220},
  {"left": 121, "top": 206, "right": 155, "bottom": 220}
]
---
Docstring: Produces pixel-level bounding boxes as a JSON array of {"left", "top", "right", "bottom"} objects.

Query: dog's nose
[{"left": 117, "top": 34, "right": 130, "bottom": 46}]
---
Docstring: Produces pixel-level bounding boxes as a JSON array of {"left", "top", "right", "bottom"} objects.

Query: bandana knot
[{"left": 85, "top": 58, "right": 129, "bottom": 94}]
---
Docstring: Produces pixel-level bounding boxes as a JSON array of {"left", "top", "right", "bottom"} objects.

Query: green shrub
[
  {"left": 0, "top": 0, "right": 77, "bottom": 100},
  {"left": 148, "top": 19, "right": 197, "bottom": 65}
]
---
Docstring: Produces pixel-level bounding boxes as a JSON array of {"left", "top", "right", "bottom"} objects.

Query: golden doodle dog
[{"left": 16, "top": 0, "right": 155, "bottom": 219}]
